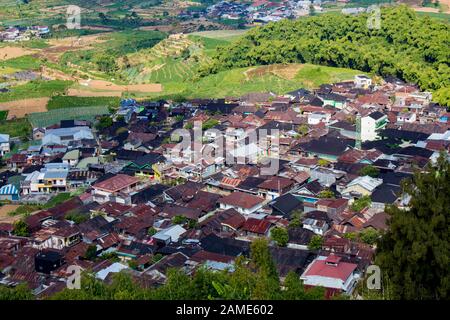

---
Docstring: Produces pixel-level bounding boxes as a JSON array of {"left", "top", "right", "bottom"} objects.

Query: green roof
[
  {"left": 76, "top": 157, "right": 99, "bottom": 169},
  {"left": 62, "top": 149, "right": 80, "bottom": 160}
]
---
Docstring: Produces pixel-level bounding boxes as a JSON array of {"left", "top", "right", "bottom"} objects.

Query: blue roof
[{"left": 0, "top": 184, "right": 18, "bottom": 195}]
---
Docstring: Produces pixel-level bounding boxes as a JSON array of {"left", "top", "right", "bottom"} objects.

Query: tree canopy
[
  {"left": 270, "top": 227, "right": 289, "bottom": 247},
  {"left": 201, "top": 6, "right": 450, "bottom": 106},
  {"left": 375, "top": 153, "right": 450, "bottom": 300},
  {"left": 15, "top": 239, "right": 327, "bottom": 301}
]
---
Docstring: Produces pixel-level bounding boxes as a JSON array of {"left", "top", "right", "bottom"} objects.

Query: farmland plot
[{"left": 28, "top": 106, "right": 109, "bottom": 127}]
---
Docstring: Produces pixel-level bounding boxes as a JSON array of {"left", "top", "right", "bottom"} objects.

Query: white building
[
  {"left": 22, "top": 163, "right": 70, "bottom": 194},
  {"left": 42, "top": 126, "right": 93, "bottom": 146},
  {"left": 152, "top": 225, "right": 187, "bottom": 244},
  {"left": 218, "top": 191, "right": 265, "bottom": 215},
  {"left": 91, "top": 174, "right": 140, "bottom": 204},
  {"left": 308, "top": 112, "right": 330, "bottom": 125},
  {"left": 354, "top": 75, "right": 372, "bottom": 89},
  {"left": 0, "top": 134, "right": 10, "bottom": 156},
  {"left": 341, "top": 175, "right": 383, "bottom": 198},
  {"left": 360, "top": 111, "right": 388, "bottom": 141},
  {"left": 302, "top": 218, "right": 329, "bottom": 235},
  {"left": 300, "top": 255, "right": 360, "bottom": 296},
  {"left": 396, "top": 112, "right": 417, "bottom": 123}
]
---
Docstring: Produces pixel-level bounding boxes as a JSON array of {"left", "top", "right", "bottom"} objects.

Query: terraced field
[
  {"left": 140, "top": 62, "right": 366, "bottom": 100},
  {"left": 120, "top": 30, "right": 249, "bottom": 95},
  {"left": 123, "top": 34, "right": 201, "bottom": 84},
  {"left": 28, "top": 106, "right": 109, "bottom": 127}
]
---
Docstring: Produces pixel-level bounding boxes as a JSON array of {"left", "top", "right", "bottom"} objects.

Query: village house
[
  {"left": 354, "top": 75, "right": 372, "bottom": 89},
  {"left": 21, "top": 163, "right": 69, "bottom": 195},
  {"left": 218, "top": 191, "right": 265, "bottom": 215},
  {"left": 0, "top": 134, "right": 10, "bottom": 156},
  {"left": 42, "top": 127, "right": 94, "bottom": 146},
  {"left": 300, "top": 254, "right": 360, "bottom": 298},
  {"left": 91, "top": 174, "right": 141, "bottom": 204},
  {"left": 360, "top": 111, "right": 388, "bottom": 141},
  {"left": 340, "top": 176, "right": 383, "bottom": 199}
]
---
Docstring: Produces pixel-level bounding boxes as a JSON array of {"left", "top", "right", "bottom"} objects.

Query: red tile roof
[
  {"left": 220, "top": 177, "right": 242, "bottom": 189},
  {"left": 221, "top": 213, "right": 246, "bottom": 230},
  {"left": 295, "top": 157, "right": 319, "bottom": 166},
  {"left": 128, "top": 204, "right": 159, "bottom": 217},
  {"left": 64, "top": 242, "right": 90, "bottom": 263},
  {"left": 190, "top": 250, "right": 235, "bottom": 264},
  {"left": 304, "top": 255, "right": 357, "bottom": 281},
  {"left": 425, "top": 140, "right": 448, "bottom": 151},
  {"left": 93, "top": 174, "right": 139, "bottom": 192},
  {"left": 242, "top": 218, "right": 272, "bottom": 234},
  {"left": 258, "top": 176, "right": 293, "bottom": 191},
  {"left": 97, "top": 233, "right": 121, "bottom": 249},
  {"left": 218, "top": 191, "right": 265, "bottom": 209},
  {"left": 338, "top": 149, "right": 382, "bottom": 163},
  {"left": 96, "top": 202, "right": 132, "bottom": 217},
  {"left": 0, "top": 223, "right": 13, "bottom": 233},
  {"left": 9, "top": 154, "right": 27, "bottom": 163}
]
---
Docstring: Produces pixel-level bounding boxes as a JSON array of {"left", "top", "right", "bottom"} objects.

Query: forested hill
[{"left": 201, "top": 6, "right": 450, "bottom": 106}]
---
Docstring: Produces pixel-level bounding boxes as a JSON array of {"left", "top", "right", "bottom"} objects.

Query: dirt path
[
  {"left": 0, "top": 205, "right": 21, "bottom": 224},
  {"left": 271, "top": 64, "right": 305, "bottom": 80},
  {"left": 0, "top": 47, "right": 36, "bottom": 61},
  {"left": 67, "top": 89, "right": 123, "bottom": 97},
  {"left": 76, "top": 79, "right": 162, "bottom": 93},
  {"left": 40, "top": 34, "right": 110, "bottom": 63},
  {"left": 0, "top": 97, "right": 49, "bottom": 119}
]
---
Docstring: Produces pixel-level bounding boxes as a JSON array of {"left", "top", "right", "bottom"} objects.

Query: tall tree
[
  {"left": 250, "top": 238, "right": 278, "bottom": 280},
  {"left": 0, "top": 283, "right": 34, "bottom": 300},
  {"left": 376, "top": 153, "right": 450, "bottom": 300},
  {"left": 12, "top": 220, "right": 29, "bottom": 237}
]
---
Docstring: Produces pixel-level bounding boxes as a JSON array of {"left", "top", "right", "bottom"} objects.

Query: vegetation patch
[
  {"left": 47, "top": 96, "right": 121, "bottom": 110},
  {"left": 0, "top": 54, "right": 42, "bottom": 70},
  {"left": 0, "top": 118, "right": 32, "bottom": 139},
  {"left": 28, "top": 105, "right": 109, "bottom": 127},
  {"left": 0, "top": 110, "right": 8, "bottom": 121},
  {"left": 42, "top": 193, "right": 73, "bottom": 209},
  {"left": 0, "top": 80, "right": 72, "bottom": 103},
  {"left": 202, "top": 6, "right": 450, "bottom": 106}
]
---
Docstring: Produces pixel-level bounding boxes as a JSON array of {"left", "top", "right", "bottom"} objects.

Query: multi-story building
[
  {"left": 91, "top": 174, "right": 140, "bottom": 204},
  {"left": 21, "top": 163, "right": 70, "bottom": 194},
  {"left": 360, "top": 111, "right": 388, "bottom": 141}
]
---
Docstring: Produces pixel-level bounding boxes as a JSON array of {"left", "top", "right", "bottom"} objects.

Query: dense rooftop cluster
[{"left": 0, "top": 73, "right": 448, "bottom": 299}]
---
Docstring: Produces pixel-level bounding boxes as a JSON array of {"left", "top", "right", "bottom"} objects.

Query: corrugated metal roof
[
  {"left": 0, "top": 184, "right": 18, "bottom": 195},
  {"left": 0, "top": 134, "right": 10, "bottom": 143}
]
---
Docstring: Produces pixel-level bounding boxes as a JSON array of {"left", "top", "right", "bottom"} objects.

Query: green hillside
[{"left": 201, "top": 6, "right": 450, "bottom": 106}]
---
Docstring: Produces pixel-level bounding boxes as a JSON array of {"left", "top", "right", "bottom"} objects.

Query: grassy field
[
  {"left": 42, "top": 193, "right": 73, "bottom": 209},
  {"left": 295, "top": 64, "right": 363, "bottom": 88},
  {"left": 28, "top": 105, "right": 109, "bottom": 127},
  {"left": 0, "top": 27, "right": 364, "bottom": 106},
  {"left": 0, "top": 118, "right": 32, "bottom": 139},
  {"left": 139, "top": 63, "right": 365, "bottom": 100},
  {"left": 116, "top": 29, "right": 363, "bottom": 99},
  {"left": 0, "top": 55, "right": 42, "bottom": 71},
  {"left": 0, "top": 111, "right": 8, "bottom": 121},
  {"left": 416, "top": 11, "right": 450, "bottom": 22},
  {"left": 6, "top": 204, "right": 40, "bottom": 217},
  {"left": 185, "top": 67, "right": 300, "bottom": 98},
  {"left": 47, "top": 96, "right": 121, "bottom": 110},
  {"left": 0, "top": 80, "right": 73, "bottom": 102},
  {"left": 189, "top": 29, "right": 248, "bottom": 42},
  {"left": 58, "top": 30, "right": 166, "bottom": 80}
]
